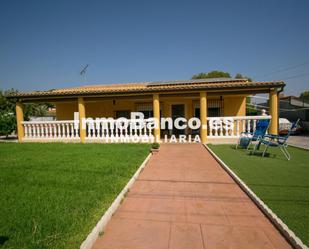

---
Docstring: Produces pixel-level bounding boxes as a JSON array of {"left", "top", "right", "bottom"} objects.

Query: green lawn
[
  {"left": 0, "top": 143, "right": 150, "bottom": 249},
  {"left": 208, "top": 144, "right": 309, "bottom": 246}
]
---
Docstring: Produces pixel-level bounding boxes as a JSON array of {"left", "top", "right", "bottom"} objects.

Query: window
[
  {"left": 115, "top": 110, "right": 131, "bottom": 119},
  {"left": 194, "top": 99, "right": 224, "bottom": 118},
  {"left": 141, "top": 110, "right": 153, "bottom": 119},
  {"left": 136, "top": 103, "right": 153, "bottom": 119},
  {"left": 208, "top": 107, "right": 221, "bottom": 117}
]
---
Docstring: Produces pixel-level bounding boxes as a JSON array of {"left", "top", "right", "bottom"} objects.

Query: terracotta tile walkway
[{"left": 92, "top": 144, "right": 291, "bottom": 249}]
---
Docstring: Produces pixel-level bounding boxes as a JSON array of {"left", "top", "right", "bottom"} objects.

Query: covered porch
[{"left": 14, "top": 84, "right": 281, "bottom": 144}]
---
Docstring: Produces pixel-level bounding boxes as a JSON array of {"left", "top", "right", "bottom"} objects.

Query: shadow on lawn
[
  {"left": 230, "top": 145, "right": 278, "bottom": 159},
  {"left": 0, "top": 236, "right": 9, "bottom": 246}
]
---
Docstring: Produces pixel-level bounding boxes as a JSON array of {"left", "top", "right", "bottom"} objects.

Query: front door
[{"left": 171, "top": 104, "right": 185, "bottom": 136}]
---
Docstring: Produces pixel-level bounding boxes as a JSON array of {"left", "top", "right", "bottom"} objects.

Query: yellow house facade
[{"left": 11, "top": 78, "right": 284, "bottom": 143}]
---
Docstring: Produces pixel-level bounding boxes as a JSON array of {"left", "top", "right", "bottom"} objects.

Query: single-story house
[{"left": 9, "top": 78, "right": 284, "bottom": 143}]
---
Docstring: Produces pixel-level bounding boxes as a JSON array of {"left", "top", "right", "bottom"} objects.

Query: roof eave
[{"left": 7, "top": 82, "right": 285, "bottom": 101}]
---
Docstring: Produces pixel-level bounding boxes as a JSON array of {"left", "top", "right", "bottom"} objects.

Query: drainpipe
[
  {"left": 277, "top": 86, "right": 284, "bottom": 116},
  {"left": 276, "top": 86, "right": 284, "bottom": 133}
]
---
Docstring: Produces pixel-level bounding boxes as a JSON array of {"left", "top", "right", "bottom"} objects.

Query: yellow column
[
  {"left": 269, "top": 89, "right": 278, "bottom": 135},
  {"left": 78, "top": 97, "right": 86, "bottom": 143},
  {"left": 200, "top": 92, "right": 207, "bottom": 143},
  {"left": 16, "top": 102, "right": 24, "bottom": 142},
  {"left": 153, "top": 94, "right": 161, "bottom": 142}
]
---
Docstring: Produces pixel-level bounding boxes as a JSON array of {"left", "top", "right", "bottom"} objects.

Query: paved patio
[{"left": 92, "top": 144, "right": 291, "bottom": 249}]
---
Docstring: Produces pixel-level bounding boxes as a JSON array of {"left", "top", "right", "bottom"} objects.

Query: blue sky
[{"left": 0, "top": 0, "right": 308, "bottom": 96}]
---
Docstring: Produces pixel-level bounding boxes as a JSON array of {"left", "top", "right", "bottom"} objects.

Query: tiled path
[{"left": 92, "top": 144, "right": 291, "bottom": 249}]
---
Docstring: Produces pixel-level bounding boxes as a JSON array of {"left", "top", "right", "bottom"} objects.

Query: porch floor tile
[{"left": 91, "top": 144, "right": 292, "bottom": 249}]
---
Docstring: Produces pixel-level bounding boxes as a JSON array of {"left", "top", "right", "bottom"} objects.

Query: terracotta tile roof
[{"left": 9, "top": 78, "right": 285, "bottom": 98}]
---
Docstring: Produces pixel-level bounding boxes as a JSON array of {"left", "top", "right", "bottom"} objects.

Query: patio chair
[
  {"left": 258, "top": 119, "right": 300, "bottom": 160},
  {"left": 236, "top": 119, "right": 270, "bottom": 150}
]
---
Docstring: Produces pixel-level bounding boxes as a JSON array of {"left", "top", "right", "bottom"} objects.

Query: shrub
[
  {"left": 0, "top": 112, "right": 16, "bottom": 137},
  {"left": 151, "top": 142, "right": 160, "bottom": 149}
]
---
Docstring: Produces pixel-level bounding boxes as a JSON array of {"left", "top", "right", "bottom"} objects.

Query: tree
[
  {"left": 0, "top": 89, "right": 17, "bottom": 112},
  {"left": 192, "top": 70, "right": 231, "bottom": 79},
  {"left": 299, "top": 91, "right": 309, "bottom": 102},
  {"left": 246, "top": 97, "right": 258, "bottom": 116},
  {"left": 191, "top": 71, "right": 257, "bottom": 115},
  {"left": 0, "top": 89, "right": 17, "bottom": 137},
  {"left": 0, "top": 89, "right": 52, "bottom": 137},
  {"left": 0, "top": 112, "right": 16, "bottom": 137},
  {"left": 235, "top": 73, "right": 252, "bottom": 82},
  {"left": 24, "top": 103, "right": 50, "bottom": 118},
  {"left": 192, "top": 71, "right": 253, "bottom": 81},
  {"left": 235, "top": 73, "right": 243, "bottom": 79}
]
